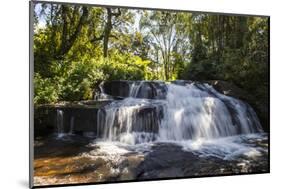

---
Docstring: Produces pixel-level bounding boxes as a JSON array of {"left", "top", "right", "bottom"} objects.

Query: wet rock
[
  {"left": 98, "top": 80, "right": 167, "bottom": 99},
  {"left": 134, "top": 81, "right": 167, "bottom": 99},
  {"left": 34, "top": 101, "right": 111, "bottom": 137},
  {"left": 136, "top": 144, "right": 199, "bottom": 179},
  {"left": 101, "top": 80, "right": 131, "bottom": 98},
  {"left": 135, "top": 142, "right": 269, "bottom": 180},
  {"left": 34, "top": 107, "right": 58, "bottom": 137},
  {"left": 34, "top": 135, "right": 269, "bottom": 186}
]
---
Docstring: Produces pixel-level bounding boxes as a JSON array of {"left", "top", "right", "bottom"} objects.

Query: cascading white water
[
  {"left": 97, "top": 81, "right": 263, "bottom": 145},
  {"left": 158, "top": 83, "right": 262, "bottom": 141},
  {"left": 129, "top": 81, "right": 144, "bottom": 97},
  {"left": 94, "top": 82, "right": 113, "bottom": 100},
  {"left": 97, "top": 97, "right": 160, "bottom": 144},
  {"left": 56, "top": 109, "right": 64, "bottom": 138},
  {"left": 203, "top": 84, "right": 262, "bottom": 134},
  {"left": 159, "top": 84, "right": 233, "bottom": 141}
]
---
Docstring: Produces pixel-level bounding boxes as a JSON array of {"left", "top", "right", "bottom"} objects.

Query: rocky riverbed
[{"left": 34, "top": 133, "right": 269, "bottom": 187}]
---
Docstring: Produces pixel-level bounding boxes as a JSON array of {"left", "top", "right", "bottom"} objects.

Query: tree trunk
[
  {"left": 103, "top": 8, "right": 113, "bottom": 58},
  {"left": 56, "top": 6, "right": 88, "bottom": 59}
]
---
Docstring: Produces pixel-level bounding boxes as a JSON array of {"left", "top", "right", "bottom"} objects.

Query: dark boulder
[
  {"left": 98, "top": 80, "right": 167, "bottom": 99},
  {"left": 134, "top": 81, "right": 167, "bottom": 99},
  {"left": 101, "top": 80, "right": 131, "bottom": 98}
]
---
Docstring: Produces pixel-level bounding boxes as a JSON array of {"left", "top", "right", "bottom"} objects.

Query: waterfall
[
  {"left": 158, "top": 83, "right": 262, "bottom": 141},
  {"left": 129, "top": 81, "right": 144, "bottom": 97},
  {"left": 56, "top": 109, "right": 64, "bottom": 138},
  {"left": 97, "top": 98, "right": 160, "bottom": 144},
  {"left": 94, "top": 82, "right": 113, "bottom": 100},
  {"left": 96, "top": 81, "right": 263, "bottom": 145}
]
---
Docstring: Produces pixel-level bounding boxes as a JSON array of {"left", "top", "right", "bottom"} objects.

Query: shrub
[{"left": 34, "top": 73, "right": 59, "bottom": 104}]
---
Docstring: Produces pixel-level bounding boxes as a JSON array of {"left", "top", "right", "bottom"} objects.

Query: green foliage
[
  {"left": 179, "top": 15, "right": 268, "bottom": 103},
  {"left": 34, "top": 52, "right": 152, "bottom": 104},
  {"left": 34, "top": 59, "right": 105, "bottom": 104},
  {"left": 96, "top": 52, "right": 152, "bottom": 81},
  {"left": 57, "top": 60, "right": 105, "bottom": 101},
  {"left": 34, "top": 73, "right": 59, "bottom": 104},
  {"left": 33, "top": 3, "right": 268, "bottom": 106}
]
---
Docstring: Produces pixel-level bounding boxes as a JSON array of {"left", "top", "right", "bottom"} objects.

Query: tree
[
  {"left": 35, "top": 4, "right": 89, "bottom": 59},
  {"left": 140, "top": 11, "right": 190, "bottom": 80}
]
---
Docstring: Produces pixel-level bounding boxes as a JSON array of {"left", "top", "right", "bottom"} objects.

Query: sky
[
  {"left": 33, "top": 2, "right": 143, "bottom": 32},
  {"left": 34, "top": 3, "right": 48, "bottom": 29}
]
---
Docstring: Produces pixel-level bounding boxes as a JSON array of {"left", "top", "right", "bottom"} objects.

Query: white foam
[{"left": 177, "top": 134, "right": 267, "bottom": 160}]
